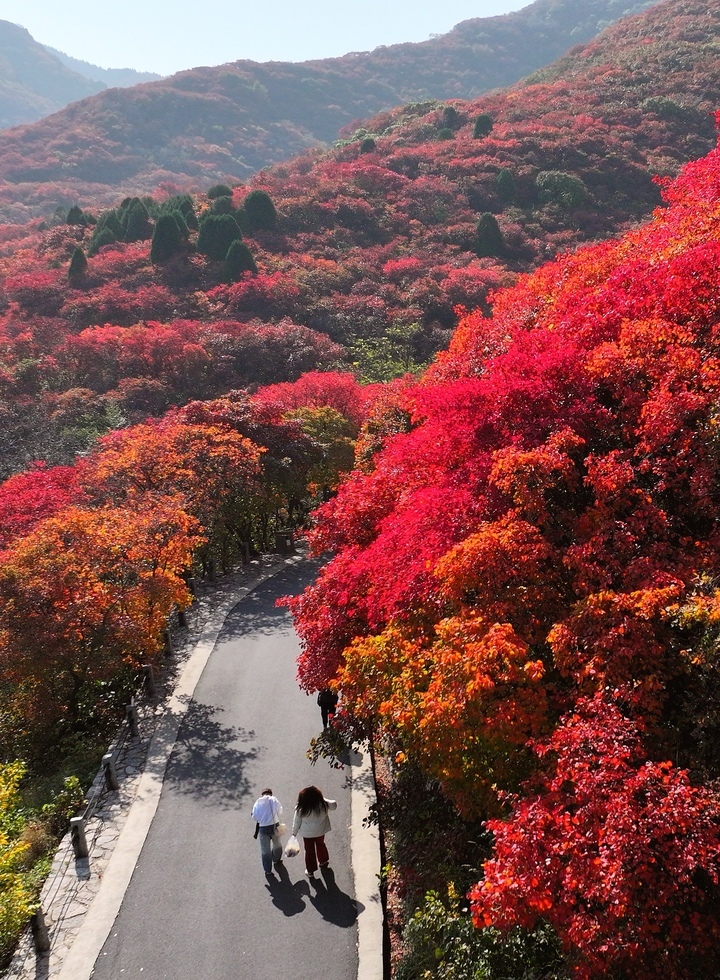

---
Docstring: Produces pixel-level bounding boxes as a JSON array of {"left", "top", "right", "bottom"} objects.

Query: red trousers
[{"left": 302, "top": 835, "right": 329, "bottom": 873}]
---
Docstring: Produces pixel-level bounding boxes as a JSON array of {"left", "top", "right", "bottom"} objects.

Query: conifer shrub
[
  {"left": 67, "top": 247, "right": 88, "bottom": 281},
  {"left": 473, "top": 113, "right": 494, "bottom": 138},
  {"left": 170, "top": 210, "right": 190, "bottom": 239},
  {"left": 197, "top": 213, "right": 243, "bottom": 261},
  {"left": 86, "top": 227, "right": 117, "bottom": 257},
  {"left": 442, "top": 105, "right": 460, "bottom": 128},
  {"left": 495, "top": 168, "right": 516, "bottom": 203},
  {"left": 475, "top": 212, "right": 505, "bottom": 258},
  {"left": 207, "top": 184, "right": 233, "bottom": 200},
  {"left": 66, "top": 205, "right": 89, "bottom": 226},
  {"left": 242, "top": 189, "right": 278, "bottom": 231},
  {"left": 210, "top": 195, "right": 236, "bottom": 215},
  {"left": 122, "top": 199, "right": 153, "bottom": 242},
  {"left": 150, "top": 213, "right": 183, "bottom": 263},
  {"left": 224, "top": 240, "right": 258, "bottom": 281},
  {"left": 160, "top": 194, "right": 198, "bottom": 230},
  {"left": 94, "top": 210, "right": 123, "bottom": 239},
  {"left": 359, "top": 137, "right": 376, "bottom": 154}
]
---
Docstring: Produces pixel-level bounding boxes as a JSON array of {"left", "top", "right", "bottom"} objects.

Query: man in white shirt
[{"left": 251, "top": 787, "right": 283, "bottom": 875}]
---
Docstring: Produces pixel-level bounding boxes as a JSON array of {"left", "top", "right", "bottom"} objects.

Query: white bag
[{"left": 284, "top": 834, "right": 300, "bottom": 858}]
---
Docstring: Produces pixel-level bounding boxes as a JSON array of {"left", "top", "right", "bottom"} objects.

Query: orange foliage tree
[{"left": 0, "top": 499, "right": 202, "bottom": 735}]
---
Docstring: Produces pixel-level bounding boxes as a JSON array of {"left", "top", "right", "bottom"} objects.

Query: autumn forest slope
[
  {"left": 0, "top": 0, "right": 653, "bottom": 218},
  {"left": 0, "top": 0, "right": 718, "bottom": 479}
]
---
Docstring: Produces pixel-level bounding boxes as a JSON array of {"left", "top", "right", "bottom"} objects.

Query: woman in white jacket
[{"left": 291, "top": 785, "right": 337, "bottom": 878}]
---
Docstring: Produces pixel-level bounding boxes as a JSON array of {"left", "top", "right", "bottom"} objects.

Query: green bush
[
  {"left": 536, "top": 170, "right": 588, "bottom": 210},
  {"left": 197, "top": 213, "right": 243, "bottom": 261},
  {"left": 150, "top": 213, "right": 183, "bottom": 263},
  {"left": 66, "top": 205, "right": 89, "bottom": 226},
  {"left": 475, "top": 213, "right": 504, "bottom": 258},
  {"left": 473, "top": 114, "right": 493, "bottom": 139},
  {"left": 224, "top": 240, "right": 258, "bottom": 280},
  {"left": 68, "top": 247, "right": 88, "bottom": 281},
  {"left": 122, "top": 199, "right": 153, "bottom": 242},
  {"left": 494, "top": 169, "right": 516, "bottom": 204},
  {"left": 242, "top": 189, "right": 278, "bottom": 231},
  {"left": 398, "top": 888, "right": 568, "bottom": 980},
  {"left": 160, "top": 194, "right": 198, "bottom": 230},
  {"left": 207, "top": 183, "right": 233, "bottom": 200},
  {"left": 87, "top": 226, "right": 117, "bottom": 257},
  {"left": 210, "top": 195, "right": 236, "bottom": 216}
]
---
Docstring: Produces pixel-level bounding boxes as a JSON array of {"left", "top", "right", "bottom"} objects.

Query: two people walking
[{"left": 252, "top": 784, "right": 336, "bottom": 879}]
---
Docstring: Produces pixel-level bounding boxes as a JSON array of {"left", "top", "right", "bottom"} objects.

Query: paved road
[{"left": 90, "top": 559, "right": 359, "bottom": 979}]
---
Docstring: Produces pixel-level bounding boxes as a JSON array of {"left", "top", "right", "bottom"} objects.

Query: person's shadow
[
  {"left": 264, "top": 861, "right": 307, "bottom": 916},
  {"left": 306, "top": 866, "right": 364, "bottom": 927}
]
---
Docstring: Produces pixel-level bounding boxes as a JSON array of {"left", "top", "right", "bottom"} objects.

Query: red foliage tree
[{"left": 471, "top": 696, "right": 720, "bottom": 979}]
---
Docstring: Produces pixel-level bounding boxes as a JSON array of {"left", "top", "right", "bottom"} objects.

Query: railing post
[
  {"left": 142, "top": 664, "right": 157, "bottom": 699},
  {"left": 163, "top": 629, "right": 173, "bottom": 657},
  {"left": 70, "top": 816, "right": 89, "bottom": 859},
  {"left": 30, "top": 907, "right": 50, "bottom": 953},
  {"left": 178, "top": 608, "right": 188, "bottom": 629},
  {"left": 102, "top": 753, "right": 119, "bottom": 791},
  {"left": 126, "top": 701, "right": 139, "bottom": 737}
]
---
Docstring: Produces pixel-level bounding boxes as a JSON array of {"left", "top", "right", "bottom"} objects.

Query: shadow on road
[
  {"left": 263, "top": 864, "right": 363, "bottom": 927},
  {"left": 165, "top": 700, "right": 258, "bottom": 808},
  {"left": 309, "top": 866, "right": 364, "bottom": 927},
  {"left": 264, "top": 862, "right": 308, "bottom": 916}
]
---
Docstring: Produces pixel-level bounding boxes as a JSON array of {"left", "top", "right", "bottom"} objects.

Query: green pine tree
[
  {"left": 87, "top": 226, "right": 118, "bottom": 257},
  {"left": 207, "top": 183, "right": 233, "bottom": 200},
  {"left": 495, "top": 169, "right": 516, "bottom": 204},
  {"left": 242, "top": 190, "right": 278, "bottom": 231},
  {"left": 197, "top": 213, "right": 243, "bottom": 261},
  {"left": 476, "top": 212, "right": 504, "bottom": 258},
  {"left": 473, "top": 113, "right": 493, "bottom": 138},
  {"left": 160, "top": 194, "right": 198, "bottom": 229},
  {"left": 66, "top": 205, "right": 88, "bottom": 226},
  {"left": 123, "top": 199, "right": 153, "bottom": 242},
  {"left": 68, "top": 246, "right": 88, "bottom": 280},
  {"left": 150, "top": 213, "right": 183, "bottom": 263},
  {"left": 224, "top": 240, "right": 258, "bottom": 281}
]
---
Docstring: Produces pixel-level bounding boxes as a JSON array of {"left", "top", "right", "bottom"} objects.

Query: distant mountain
[
  {"left": 0, "top": 0, "right": 653, "bottom": 218},
  {"left": 0, "top": 20, "right": 104, "bottom": 129},
  {"left": 44, "top": 47, "right": 162, "bottom": 88}
]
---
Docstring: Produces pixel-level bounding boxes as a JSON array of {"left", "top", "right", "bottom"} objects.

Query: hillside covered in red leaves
[
  {"left": 1, "top": 0, "right": 719, "bottom": 480},
  {"left": 0, "top": 0, "right": 653, "bottom": 218},
  {"left": 288, "top": 115, "right": 720, "bottom": 980}
]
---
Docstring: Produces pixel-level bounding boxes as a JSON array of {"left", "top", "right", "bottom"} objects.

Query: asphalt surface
[{"left": 90, "top": 559, "right": 359, "bottom": 980}]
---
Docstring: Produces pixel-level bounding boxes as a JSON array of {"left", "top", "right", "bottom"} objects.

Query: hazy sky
[{"left": 0, "top": 0, "right": 529, "bottom": 76}]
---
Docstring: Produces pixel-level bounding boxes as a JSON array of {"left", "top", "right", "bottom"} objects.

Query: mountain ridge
[
  {"left": 0, "top": 20, "right": 104, "bottom": 129},
  {"left": 0, "top": 0, "right": 654, "bottom": 219},
  {"left": 43, "top": 46, "right": 163, "bottom": 88}
]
